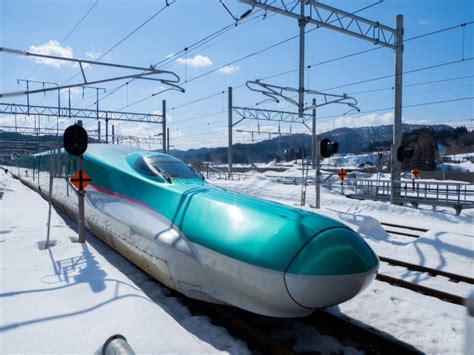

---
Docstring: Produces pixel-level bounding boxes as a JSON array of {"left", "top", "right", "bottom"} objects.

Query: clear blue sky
[{"left": 1, "top": 0, "right": 473, "bottom": 149}]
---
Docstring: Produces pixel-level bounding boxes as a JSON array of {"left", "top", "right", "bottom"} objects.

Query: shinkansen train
[{"left": 15, "top": 144, "right": 379, "bottom": 317}]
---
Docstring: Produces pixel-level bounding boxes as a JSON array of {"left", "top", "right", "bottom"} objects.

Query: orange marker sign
[
  {"left": 338, "top": 168, "right": 347, "bottom": 181},
  {"left": 70, "top": 170, "right": 91, "bottom": 190},
  {"left": 412, "top": 167, "right": 420, "bottom": 178}
]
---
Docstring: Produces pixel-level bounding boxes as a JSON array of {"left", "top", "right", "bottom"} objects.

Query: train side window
[{"left": 134, "top": 157, "right": 154, "bottom": 176}]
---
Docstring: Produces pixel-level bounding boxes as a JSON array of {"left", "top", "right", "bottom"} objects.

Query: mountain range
[{"left": 170, "top": 123, "right": 455, "bottom": 164}]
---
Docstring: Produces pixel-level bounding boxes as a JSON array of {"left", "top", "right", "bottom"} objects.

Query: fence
[{"left": 350, "top": 178, "right": 474, "bottom": 214}]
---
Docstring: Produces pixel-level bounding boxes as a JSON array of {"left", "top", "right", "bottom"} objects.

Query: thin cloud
[
  {"left": 218, "top": 65, "right": 240, "bottom": 74},
  {"left": 85, "top": 51, "right": 101, "bottom": 60},
  {"left": 29, "top": 40, "right": 73, "bottom": 68},
  {"left": 418, "top": 19, "right": 434, "bottom": 26},
  {"left": 176, "top": 54, "right": 213, "bottom": 68}
]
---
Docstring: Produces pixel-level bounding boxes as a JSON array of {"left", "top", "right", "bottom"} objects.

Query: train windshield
[{"left": 146, "top": 155, "right": 201, "bottom": 179}]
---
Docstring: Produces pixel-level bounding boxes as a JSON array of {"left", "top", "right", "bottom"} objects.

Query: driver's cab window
[
  {"left": 134, "top": 157, "right": 154, "bottom": 176},
  {"left": 147, "top": 155, "right": 201, "bottom": 179}
]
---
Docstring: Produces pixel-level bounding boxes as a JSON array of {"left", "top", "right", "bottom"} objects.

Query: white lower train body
[{"left": 86, "top": 187, "right": 376, "bottom": 318}]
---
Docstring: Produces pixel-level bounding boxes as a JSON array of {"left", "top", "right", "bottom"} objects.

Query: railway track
[
  {"left": 377, "top": 221, "right": 471, "bottom": 305},
  {"left": 380, "top": 222, "right": 428, "bottom": 238},
  {"left": 181, "top": 298, "right": 422, "bottom": 354}
]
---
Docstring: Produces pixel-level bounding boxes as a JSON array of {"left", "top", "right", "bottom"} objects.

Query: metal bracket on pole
[
  {"left": 0, "top": 47, "right": 185, "bottom": 98},
  {"left": 246, "top": 80, "right": 360, "bottom": 113}
]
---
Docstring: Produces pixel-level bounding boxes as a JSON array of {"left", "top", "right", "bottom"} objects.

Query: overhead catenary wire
[
  {"left": 315, "top": 96, "right": 474, "bottom": 121},
  {"left": 61, "top": 0, "right": 175, "bottom": 87},
  {"left": 25, "top": 0, "right": 100, "bottom": 80},
  {"left": 356, "top": 83, "right": 473, "bottom": 104},
  {"left": 172, "top": 96, "right": 474, "bottom": 142},
  {"left": 89, "top": 8, "right": 268, "bottom": 109},
  {"left": 111, "top": 1, "right": 384, "bottom": 111},
  {"left": 348, "top": 75, "right": 474, "bottom": 95},
  {"left": 323, "top": 57, "right": 474, "bottom": 91},
  {"left": 170, "top": 71, "right": 473, "bottom": 133},
  {"left": 159, "top": 21, "right": 474, "bottom": 114}
]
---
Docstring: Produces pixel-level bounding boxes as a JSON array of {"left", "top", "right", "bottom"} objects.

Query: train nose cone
[{"left": 285, "top": 228, "right": 379, "bottom": 309}]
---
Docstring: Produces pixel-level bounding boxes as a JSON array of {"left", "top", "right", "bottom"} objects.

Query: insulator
[{"left": 1, "top": 47, "right": 28, "bottom": 56}]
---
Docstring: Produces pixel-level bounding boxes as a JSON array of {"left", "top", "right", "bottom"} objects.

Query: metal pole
[
  {"left": 312, "top": 99, "right": 316, "bottom": 168},
  {"left": 105, "top": 113, "right": 109, "bottom": 143},
  {"left": 314, "top": 99, "right": 320, "bottom": 209},
  {"left": 78, "top": 156, "right": 86, "bottom": 243},
  {"left": 228, "top": 87, "right": 233, "bottom": 178},
  {"left": 162, "top": 100, "right": 166, "bottom": 154},
  {"left": 57, "top": 86, "right": 60, "bottom": 137},
  {"left": 390, "top": 14, "right": 404, "bottom": 204},
  {"left": 26, "top": 81, "right": 30, "bottom": 116},
  {"left": 298, "top": 1, "right": 306, "bottom": 118},
  {"left": 167, "top": 127, "right": 170, "bottom": 152},
  {"left": 98, "top": 120, "right": 101, "bottom": 142},
  {"left": 45, "top": 152, "right": 54, "bottom": 249},
  {"left": 14, "top": 105, "right": 17, "bottom": 132},
  {"left": 112, "top": 125, "right": 115, "bottom": 144}
]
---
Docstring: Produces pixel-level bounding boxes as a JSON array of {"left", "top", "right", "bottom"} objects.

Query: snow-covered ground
[
  {"left": 438, "top": 161, "right": 474, "bottom": 173},
  {"left": 213, "top": 151, "right": 474, "bottom": 173},
  {"left": 0, "top": 170, "right": 249, "bottom": 354},
  {"left": 213, "top": 172, "right": 473, "bottom": 354},
  {"left": 2, "top": 167, "right": 473, "bottom": 354}
]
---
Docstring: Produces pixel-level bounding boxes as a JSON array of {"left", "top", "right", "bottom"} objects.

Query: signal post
[{"left": 64, "top": 123, "right": 89, "bottom": 243}]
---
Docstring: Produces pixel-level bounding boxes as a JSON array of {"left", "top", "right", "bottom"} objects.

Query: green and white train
[{"left": 16, "top": 144, "right": 379, "bottom": 318}]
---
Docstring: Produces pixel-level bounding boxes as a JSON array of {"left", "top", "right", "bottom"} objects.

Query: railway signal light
[
  {"left": 397, "top": 145, "right": 414, "bottom": 162},
  {"left": 64, "top": 124, "right": 88, "bottom": 156},
  {"left": 320, "top": 138, "right": 339, "bottom": 158}
]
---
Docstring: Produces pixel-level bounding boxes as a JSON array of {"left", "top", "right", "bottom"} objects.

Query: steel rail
[
  {"left": 379, "top": 256, "right": 474, "bottom": 284},
  {"left": 376, "top": 273, "right": 466, "bottom": 305},
  {"left": 380, "top": 222, "right": 429, "bottom": 233}
]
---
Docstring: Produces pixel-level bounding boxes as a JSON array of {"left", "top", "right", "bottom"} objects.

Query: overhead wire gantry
[
  {"left": 239, "top": 0, "right": 404, "bottom": 203},
  {"left": 0, "top": 47, "right": 185, "bottom": 153}
]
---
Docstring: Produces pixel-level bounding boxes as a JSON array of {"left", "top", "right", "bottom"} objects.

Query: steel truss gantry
[
  {"left": 232, "top": 106, "right": 311, "bottom": 125},
  {"left": 239, "top": 0, "right": 404, "bottom": 204},
  {"left": 0, "top": 101, "right": 169, "bottom": 152},
  {"left": 0, "top": 103, "right": 162, "bottom": 123},
  {"left": 228, "top": 83, "right": 359, "bottom": 178}
]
